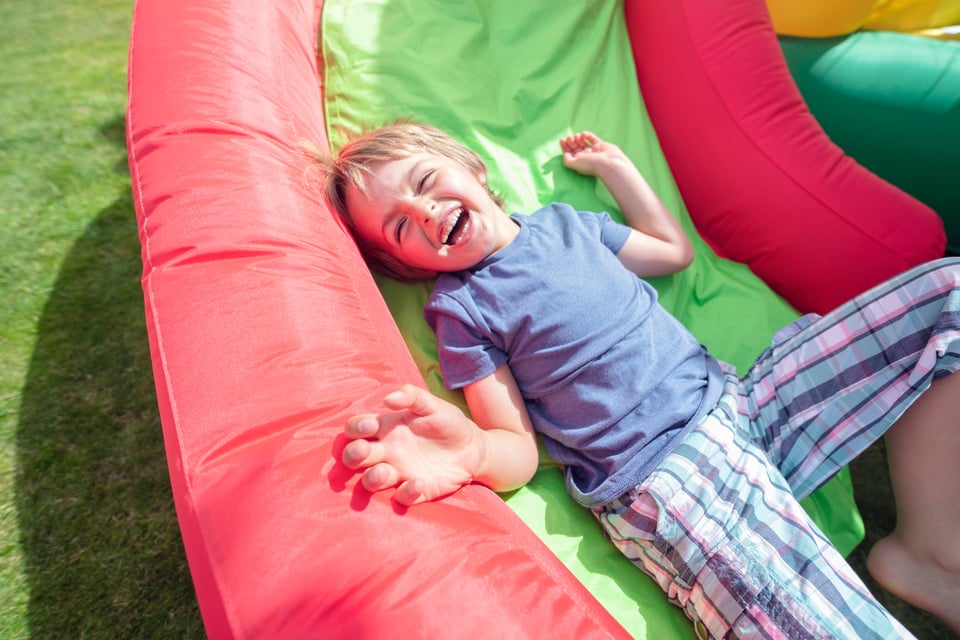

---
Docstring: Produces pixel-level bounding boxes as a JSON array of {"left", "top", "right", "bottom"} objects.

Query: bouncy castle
[
  {"left": 769, "top": 0, "right": 960, "bottom": 251},
  {"left": 126, "top": 0, "right": 950, "bottom": 636}
]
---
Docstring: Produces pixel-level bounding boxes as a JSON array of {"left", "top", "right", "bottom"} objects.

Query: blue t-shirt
[{"left": 423, "top": 203, "right": 723, "bottom": 507}]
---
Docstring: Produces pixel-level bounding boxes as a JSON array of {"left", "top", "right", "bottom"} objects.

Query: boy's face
[{"left": 344, "top": 152, "right": 515, "bottom": 274}]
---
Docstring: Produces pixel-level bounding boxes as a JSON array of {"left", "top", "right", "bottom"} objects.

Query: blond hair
[{"left": 308, "top": 121, "right": 502, "bottom": 282}]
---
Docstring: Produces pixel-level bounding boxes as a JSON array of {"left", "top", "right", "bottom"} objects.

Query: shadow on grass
[{"left": 14, "top": 117, "right": 205, "bottom": 638}]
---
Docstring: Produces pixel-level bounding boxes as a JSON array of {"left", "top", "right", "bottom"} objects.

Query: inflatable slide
[
  {"left": 768, "top": 0, "right": 960, "bottom": 252},
  {"left": 126, "top": 0, "right": 945, "bottom": 636}
]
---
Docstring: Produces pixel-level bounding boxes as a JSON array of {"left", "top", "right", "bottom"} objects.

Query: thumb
[{"left": 383, "top": 384, "right": 436, "bottom": 417}]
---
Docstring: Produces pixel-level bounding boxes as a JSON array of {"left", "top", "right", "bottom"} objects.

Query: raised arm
[
  {"left": 560, "top": 131, "right": 693, "bottom": 277},
  {"left": 341, "top": 364, "right": 539, "bottom": 506}
]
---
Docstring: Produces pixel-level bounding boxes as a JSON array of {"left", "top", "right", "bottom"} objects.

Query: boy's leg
[
  {"left": 737, "top": 257, "right": 960, "bottom": 633},
  {"left": 738, "top": 257, "right": 960, "bottom": 500},
  {"left": 594, "top": 379, "right": 915, "bottom": 639},
  {"left": 867, "top": 373, "right": 960, "bottom": 633}
]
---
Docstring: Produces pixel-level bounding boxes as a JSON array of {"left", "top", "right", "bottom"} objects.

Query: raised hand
[
  {"left": 342, "top": 384, "right": 483, "bottom": 506},
  {"left": 560, "top": 131, "right": 626, "bottom": 178},
  {"left": 559, "top": 130, "right": 693, "bottom": 278}
]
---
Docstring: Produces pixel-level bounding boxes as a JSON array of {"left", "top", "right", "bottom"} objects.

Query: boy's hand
[
  {"left": 560, "top": 130, "right": 693, "bottom": 277},
  {"left": 342, "top": 384, "right": 483, "bottom": 506},
  {"left": 560, "top": 131, "right": 626, "bottom": 178}
]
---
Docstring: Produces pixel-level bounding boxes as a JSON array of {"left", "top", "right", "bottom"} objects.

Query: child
[{"left": 317, "top": 123, "right": 960, "bottom": 638}]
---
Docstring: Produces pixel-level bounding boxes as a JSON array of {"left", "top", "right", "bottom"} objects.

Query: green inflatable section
[
  {"left": 322, "top": 2, "right": 863, "bottom": 635},
  {"left": 780, "top": 32, "right": 960, "bottom": 253}
]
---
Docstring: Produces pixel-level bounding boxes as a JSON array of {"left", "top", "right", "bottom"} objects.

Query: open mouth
[{"left": 441, "top": 208, "right": 470, "bottom": 246}]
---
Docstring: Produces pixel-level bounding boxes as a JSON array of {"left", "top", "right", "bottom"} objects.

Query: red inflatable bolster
[
  {"left": 127, "top": 0, "right": 630, "bottom": 637},
  {"left": 625, "top": 0, "right": 945, "bottom": 315},
  {"left": 129, "top": 0, "right": 945, "bottom": 636}
]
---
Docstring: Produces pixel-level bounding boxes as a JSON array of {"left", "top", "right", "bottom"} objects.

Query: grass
[
  {"left": 0, "top": 1, "right": 954, "bottom": 638},
  {"left": 0, "top": 0, "right": 203, "bottom": 637}
]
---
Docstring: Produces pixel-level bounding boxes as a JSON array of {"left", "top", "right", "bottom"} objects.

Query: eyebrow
[{"left": 380, "top": 159, "right": 425, "bottom": 245}]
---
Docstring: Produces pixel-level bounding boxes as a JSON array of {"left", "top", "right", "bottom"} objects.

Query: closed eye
[
  {"left": 394, "top": 216, "right": 407, "bottom": 244},
  {"left": 416, "top": 169, "right": 434, "bottom": 193}
]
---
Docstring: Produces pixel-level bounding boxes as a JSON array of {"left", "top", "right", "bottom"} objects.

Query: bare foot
[{"left": 867, "top": 534, "right": 960, "bottom": 636}]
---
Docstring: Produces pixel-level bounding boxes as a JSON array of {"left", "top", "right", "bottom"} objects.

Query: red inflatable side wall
[
  {"left": 625, "top": 0, "right": 945, "bottom": 315},
  {"left": 127, "top": 0, "right": 629, "bottom": 637},
  {"left": 128, "top": 0, "right": 946, "bottom": 637}
]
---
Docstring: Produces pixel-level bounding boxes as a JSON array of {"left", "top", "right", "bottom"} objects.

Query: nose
[{"left": 404, "top": 195, "right": 438, "bottom": 226}]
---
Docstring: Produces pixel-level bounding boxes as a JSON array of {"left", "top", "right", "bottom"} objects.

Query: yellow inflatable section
[{"left": 767, "top": 0, "right": 960, "bottom": 38}]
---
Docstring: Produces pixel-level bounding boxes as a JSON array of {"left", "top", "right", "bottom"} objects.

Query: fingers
[
  {"left": 364, "top": 470, "right": 427, "bottom": 507},
  {"left": 341, "top": 386, "right": 449, "bottom": 505},
  {"left": 559, "top": 135, "right": 580, "bottom": 155},
  {"left": 383, "top": 383, "right": 437, "bottom": 417},
  {"left": 360, "top": 462, "right": 400, "bottom": 492},
  {"left": 344, "top": 437, "right": 391, "bottom": 474},
  {"left": 342, "top": 416, "right": 379, "bottom": 466},
  {"left": 345, "top": 414, "right": 379, "bottom": 440},
  {"left": 560, "top": 131, "right": 599, "bottom": 155},
  {"left": 342, "top": 390, "right": 417, "bottom": 471},
  {"left": 343, "top": 438, "right": 408, "bottom": 495},
  {"left": 342, "top": 414, "right": 390, "bottom": 470},
  {"left": 394, "top": 479, "right": 427, "bottom": 506}
]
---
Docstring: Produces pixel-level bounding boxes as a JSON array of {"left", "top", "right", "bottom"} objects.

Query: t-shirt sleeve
[
  {"left": 424, "top": 293, "right": 507, "bottom": 390},
  {"left": 576, "top": 209, "right": 631, "bottom": 255}
]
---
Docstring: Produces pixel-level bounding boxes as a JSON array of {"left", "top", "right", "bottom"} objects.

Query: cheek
[
  {"left": 343, "top": 188, "right": 382, "bottom": 233},
  {"left": 347, "top": 205, "right": 385, "bottom": 247}
]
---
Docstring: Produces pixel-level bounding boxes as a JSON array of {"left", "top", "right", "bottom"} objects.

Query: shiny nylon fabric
[
  {"left": 126, "top": 0, "right": 940, "bottom": 637},
  {"left": 128, "top": 0, "right": 629, "bottom": 638},
  {"left": 321, "top": 0, "right": 873, "bottom": 636},
  {"left": 627, "top": 0, "right": 944, "bottom": 316},
  {"left": 780, "top": 31, "right": 960, "bottom": 252}
]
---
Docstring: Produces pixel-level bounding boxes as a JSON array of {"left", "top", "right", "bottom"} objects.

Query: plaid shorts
[{"left": 593, "top": 258, "right": 960, "bottom": 639}]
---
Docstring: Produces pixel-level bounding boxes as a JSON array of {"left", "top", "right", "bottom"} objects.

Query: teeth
[
  {"left": 442, "top": 211, "right": 461, "bottom": 245},
  {"left": 442, "top": 209, "right": 467, "bottom": 246}
]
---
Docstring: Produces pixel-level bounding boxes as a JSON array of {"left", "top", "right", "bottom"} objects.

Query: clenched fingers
[
  {"left": 360, "top": 462, "right": 401, "bottom": 492},
  {"left": 345, "top": 415, "right": 380, "bottom": 440},
  {"left": 342, "top": 415, "right": 386, "bottom": 468}
]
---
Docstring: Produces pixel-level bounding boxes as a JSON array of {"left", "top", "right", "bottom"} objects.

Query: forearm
[
  {"left": 561, "top": 132, "right": 692, "bottom": 276},
  {"left": 597, "top": 154, "right": 689, "bottom": 251},
  {"left": 463, "top": 364, "right": 540, "bottom": 492}
]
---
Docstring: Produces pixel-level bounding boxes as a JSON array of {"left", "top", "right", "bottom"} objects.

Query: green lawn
[
  {"left": 0, "top": 1, "right": 954, "bottom": 638},
  {"left": 0, "top": 1, "right": 203, "bottom": 637}
]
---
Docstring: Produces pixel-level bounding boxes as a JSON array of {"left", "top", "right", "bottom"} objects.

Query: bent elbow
[
  {"left": 678, "top": 243, "right": 695, "bottom": 270},
  {"left": 658, "top": 241, "right": 694, "bottom": 276}
]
